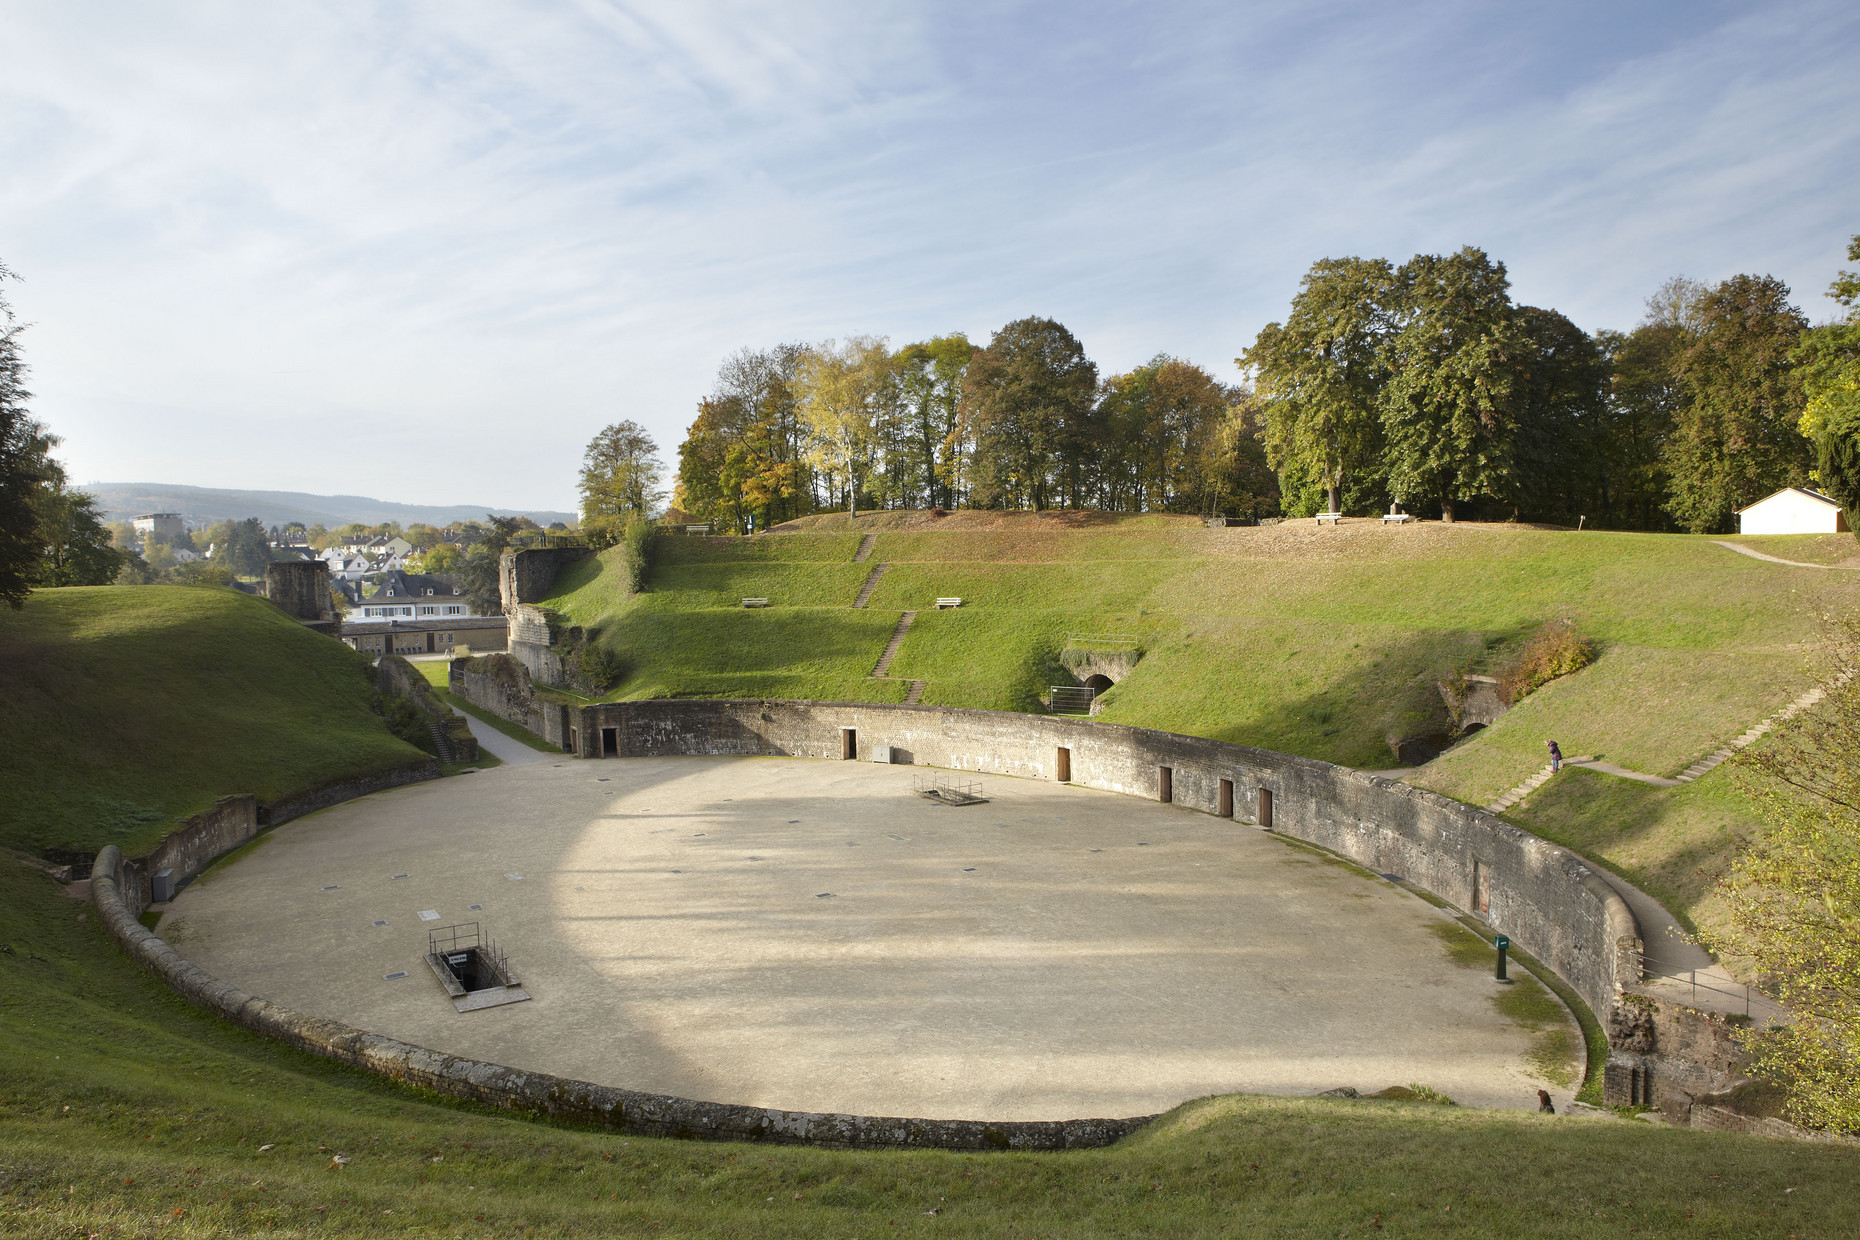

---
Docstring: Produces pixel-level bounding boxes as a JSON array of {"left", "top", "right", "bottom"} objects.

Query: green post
[{"left": 1494, "top": 933, "right": 1511, "bottom": 982}]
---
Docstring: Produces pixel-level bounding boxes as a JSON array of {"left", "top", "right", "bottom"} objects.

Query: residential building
[
  {"left": 353, "top": 571, "right": 479, "bottom": 621},
  {"left": 133, "top": 513, "right": 186, "bottom": 542}
]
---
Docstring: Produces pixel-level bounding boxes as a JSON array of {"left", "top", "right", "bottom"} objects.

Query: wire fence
[{"left": 1644, "top": 968, "right": 1762, "bottom": 1018}]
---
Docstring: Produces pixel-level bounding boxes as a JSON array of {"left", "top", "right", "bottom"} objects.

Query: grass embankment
[
  {"left": 547, "top": 518, "right": 1853, "bottom": 786},
  {"left": 541, "top": 517, "right": 1857, "bottom": 953},
  {"left": 0, "top": 587, "right": 426, "bottom": 857},
  {"left": 3, "top": 585, "right": 1859, "bottom": 1235}
]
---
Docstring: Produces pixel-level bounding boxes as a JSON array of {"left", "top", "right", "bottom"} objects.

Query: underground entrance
[{"left": 425, "top": 923, "right": 531, "bottom": 1012}]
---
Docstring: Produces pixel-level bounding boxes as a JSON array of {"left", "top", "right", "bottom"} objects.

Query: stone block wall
[
  {"left": 565, "top": 699, "right": 1642, "bottom": 1023},
  {"left": 499, "top": 547, "right": 590, "bottom": 610},
  {"left": 1605, "top": 995, "right": 1750, "bottom": 1113},
  {"left": 114, "top": 795, "right": 258, "bottom": 917},
  {"left": 264, "top": 560, "right": 339, "bottom": 635}
]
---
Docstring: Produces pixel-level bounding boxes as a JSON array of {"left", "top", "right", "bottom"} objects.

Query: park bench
[
  {"left": 1381, "top": 512, "right": 1413, "bottom": 524},
  {"left": 742, "top": 597, "right": 769, "bottom": 608},
  {"left": 934, "top": 597, "right": 963, "bottom": 609},
  {"left": 1314, "top": 512, "right": 1343, "bottom": 526}
]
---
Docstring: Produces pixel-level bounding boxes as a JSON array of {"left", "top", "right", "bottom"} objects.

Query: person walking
[{"left": 1546, "top": 740, "right": 1563, "bottom": 772}]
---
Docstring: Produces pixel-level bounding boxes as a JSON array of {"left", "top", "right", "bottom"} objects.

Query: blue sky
[{"left": 2, "top": 1, "right": 1857, "bottom": 512}]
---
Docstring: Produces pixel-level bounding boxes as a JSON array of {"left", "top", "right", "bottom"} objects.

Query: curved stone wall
[
  {"left": 89, "top": 844, "right": 1150, "bottom": 1151},
  {"left": 569, "top": 699, "right": 1643, "bottom": 1023},
  {"left": 91, "top": 699, "right": 1641, "bottom": 1149}
]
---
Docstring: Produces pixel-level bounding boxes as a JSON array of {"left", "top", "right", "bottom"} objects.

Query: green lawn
[
  {"left": 3, "top": 581, "right": 1859, "bottom": 1235},
  {"left": 0, "top": 586, "right": 426, "bottom": 857},
  {"left": 546, "top": 520, "right": 1855, "bottom": 789}
]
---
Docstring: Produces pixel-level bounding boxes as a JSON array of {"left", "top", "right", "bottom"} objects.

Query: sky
[{"left": 2, "top": 1, "right": 1857, "bottom": 513}]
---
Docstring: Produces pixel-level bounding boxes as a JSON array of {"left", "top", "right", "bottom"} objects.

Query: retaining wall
[
  {"left": 88, "top": 843, "right": 1148, "bottom": 1151},
  {"left": 113, "top": 795, "right": 259, "bottom": 918},
  {"left": 566, "top": 699, "right": 1643, "bottom": 1023},
  {"left": 256, "top": 760, "right": 442, "bottom": 828}
]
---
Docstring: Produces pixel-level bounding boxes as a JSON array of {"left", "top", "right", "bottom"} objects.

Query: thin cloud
[{"left": 0, "top": 0, "right": 1853, "bottom": 509}]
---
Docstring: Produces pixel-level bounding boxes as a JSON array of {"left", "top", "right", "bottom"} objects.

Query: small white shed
[{"left": 1736, "top": 487, "right": 1849, "bottom": 535}]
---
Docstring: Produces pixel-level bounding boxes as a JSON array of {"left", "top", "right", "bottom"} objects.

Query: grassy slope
[
  {"left": 0, "top": 586, "right": 425, "bottom": 856},
  {"left": 3, "top": 585, "right": 1857, "bottom": 1235},
  {"left": 538, "top": 518, "right": 1856, "bottom": 948},
  {"left": 547, "top": 520, "right": 1854, "bottom": 792}
]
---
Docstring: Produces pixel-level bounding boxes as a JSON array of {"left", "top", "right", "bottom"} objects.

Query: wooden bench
[
  {"left": 741, "top": 597, "right": 769, "bottom": 608},
  {"left": 1314, "top": 512, "right": 1343, "bottom": 526},
  {"left": 934, "top": 597, "right": 963, "bottom": 609}
]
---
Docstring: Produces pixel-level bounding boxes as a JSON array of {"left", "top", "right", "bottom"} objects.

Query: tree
[
  {"left": 421, "top": 542, "right": 461, "bottom": 573},
  {"left": 1663, "top": 274, "right": 1811, "bottom": 533},
  {"left": 795, "top": 337, "right": 894, "bottom": 521},
  {"left": 33, "top": 475, "right": 121, "bottom": 586},
  {"left": 1240, "top": 257, "right": 1394, "bottom": 516},
  {"left": 579, "top": 420, "right": 665, "bottom": 543},
  {"left": 1703, "top": 615, "right": 1860, "bottom": 1132},
  {"left": 895, "top": 335, "right": 975, "bottom": 509},
  {"left": 1795, "top": 236, "right": 1860, "bottom": 535},
  {"left": 961, "top": 317, "right": 1097, "bottom": 510},
  {"left": 459, "top": 514, "right": 522, "bottom": 613},
  {"left": 0, "top": 259, "right": 44, "bottom": 607},
  {"left": 1594, "top": 318, "right": 1688, "bottom": 530},
  {"left": 211, "top": 517, "right": 271, "bottom": 578},
  {"left": 1508, "top": 306, "right": 1610, "bottom": 526},
  {"left": 1378, "top": 247, "right": 1525, "bottom": 522}
]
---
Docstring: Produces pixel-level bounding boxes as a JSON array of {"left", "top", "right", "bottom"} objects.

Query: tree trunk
[
  {"left": 1441, "top": 498, "right": 1456, "bottom": 523},
  {"left": 1327, "top": 483, "right": 1340, "bottom": 515}
]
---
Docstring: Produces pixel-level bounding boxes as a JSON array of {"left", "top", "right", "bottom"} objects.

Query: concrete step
[
  {"left": 852, "top": 563, "right": 888, "bottom": 608},
  {"left": 870, "top": 611, "right": 917, "bottom": 677},
  {"left": 853, "top": 533, "right": 878, "bottom": 563},
  {"left": 904, "top": 679, "right": 926, "bottom": 706}
]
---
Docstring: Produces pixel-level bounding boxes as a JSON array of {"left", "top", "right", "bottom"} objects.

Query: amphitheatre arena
[{"left": 162, "top": 744, "right": 1581, "bottom": 1124}]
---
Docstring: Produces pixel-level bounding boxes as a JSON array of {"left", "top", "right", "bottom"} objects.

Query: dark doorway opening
[
  {"left": 1055, "top": 746, "right": 1072, "bottom": 782},
  {"left": 1159, "top": 766, "right": 1173, "bottom": 803},
  {"left": 840, "top": 728, "right": 857, "bottom": 760},
  {"left": 601, "top": 727, "right": 619, "bottom": 757},
  {"left": 1258, "top": 786, "right": 1274, "bottom": 828},
  {"left": 1474, "top": 860, "right": 1491, "bottom": 917},
  {"left": 1081, "top": 674, "right": 1113, "bottom": 694},
  {"left": 567, "top": 727, "right": 578, "bottom": 754},
  {"left": 1218, "top": 778, "right": 1233, "bottom": 818}
]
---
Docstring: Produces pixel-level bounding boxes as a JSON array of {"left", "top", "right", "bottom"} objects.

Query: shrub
[
  {"left": 1498, "top": 620, "right": 1594, "bottom": 705},
  {"left": 574, "top": 640, "right": 628, "bottom": 692},
  {"left": 621, "top": 518, "right": 656, "bottom": 593}
]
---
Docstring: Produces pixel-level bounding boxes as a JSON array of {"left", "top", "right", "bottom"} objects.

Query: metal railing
[
  {"left": 1065, "top": 633, "right": 1140, "bottom": 648},
  {"left": 1050, "top": 686, "right": 1096, "bottom": 715},
  {"left": 1644, "top": 968, "right": 1763, "bottom": 1018}
]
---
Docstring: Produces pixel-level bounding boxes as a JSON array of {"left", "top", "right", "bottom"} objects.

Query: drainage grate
[
  {"left": 392, "top": 874, "right": 409, "bottom": 880},
  {"left": 373, "top": 920, "right": 388, "bottom": 927},
  {"left": 815, "top": 892, "right": 833, "bottom": 898},
  {"left": 468, "top": 904, "right": 483, "bottom": 911},
  {"left": 321, "top": 885, "right": 340, "bottom": 891},
  {"left": 418, "top": 910, "right": 440, "bottom": 921},
  {"left": 505, "top": 873, "right": 524, "bottom": 880},
  {"left": 384, "top": 971, "right": 408, "bottom": 980}
]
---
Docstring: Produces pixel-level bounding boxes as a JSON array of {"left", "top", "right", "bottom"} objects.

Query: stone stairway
[
  {"left": 853, "top": 533, "right": 878, "bottom": 563},
  {"left": 1486, "top": 759, "right": 1584, "bottom": 813},
  {"left": 903, "top": 679, "right": 926, "bottom": 705},
  {"left": 427, "top": 719, "right": 456, "bottom": 764},
  {"left": 870, "top": 611, "right": 916, "bottom": 677},
  {"left": 852, "top": 563, "right": 888, "bottom": 608},
  {"left": 1673, "top": 681, "right": 1831, "bottom": 782}
]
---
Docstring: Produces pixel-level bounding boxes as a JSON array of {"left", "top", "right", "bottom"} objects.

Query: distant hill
[{"left": 81, "top": 482, "right": 576, "bottom": 530}]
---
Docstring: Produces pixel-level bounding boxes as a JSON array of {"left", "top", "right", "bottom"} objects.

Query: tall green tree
[
  {"left": 894, "top": 334, "right": 975, "bottom": 509},
  {"left": 1239, "top": 257, "right": 1393, "bottom": 517},
  {"left": 0, "top": 260, "right": 44, "bottom": 607},
  {"left": 1508, "top": 305, "right": 1610, "bottom": 526},
  {"left": 961, "top": 317, "right": 1097, "bottom": 510},
  {"left": 795, "top": 337, "right": 894, "bottom": 521},
  {"left": 212, "top": 517, "right": 271, "bottom": 579},
  {"left": 1663, "top": 274, "right": 1811, "bottom": 532},
  {"left": 33, "top": 475, "right": 120, "bottom": 586},
  {"left": 1794, "top": 236, "right": 1860, "bottom": 533},
  {"left": 1378, "top": 247, "right": 1524, "bottom": 522},
  {"left": 578, "top": 419, "right": 664, "bottom": 546}
]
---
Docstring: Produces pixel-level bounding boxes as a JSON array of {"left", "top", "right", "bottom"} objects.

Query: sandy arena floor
[{"left": 162, "top": 756, "right": 1578, "bottom": 1121}]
